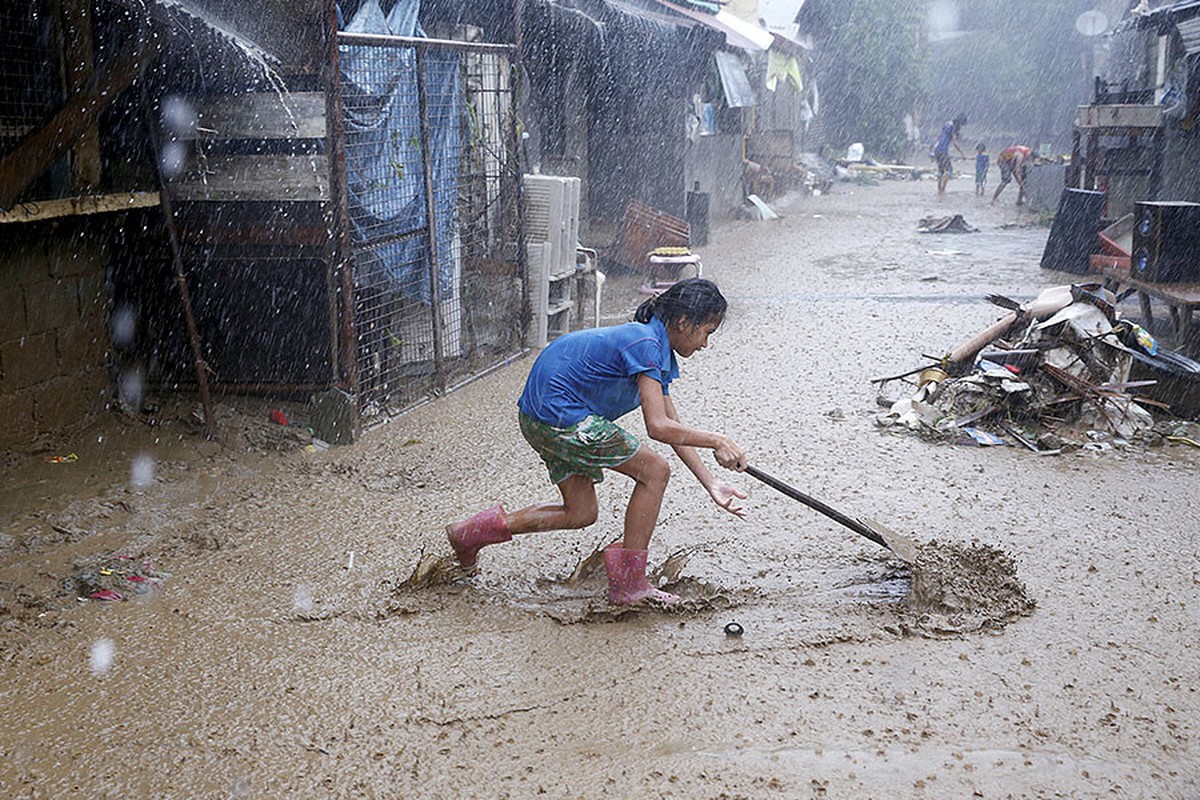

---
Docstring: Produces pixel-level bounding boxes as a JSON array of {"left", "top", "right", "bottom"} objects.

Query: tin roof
[{"left": 653, "top": 0, "right": 775, "bottom": 51}]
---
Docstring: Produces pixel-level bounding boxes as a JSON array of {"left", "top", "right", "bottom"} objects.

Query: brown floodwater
[{"left": 2, "top": 178, "right": 1198, "bottom": 798}]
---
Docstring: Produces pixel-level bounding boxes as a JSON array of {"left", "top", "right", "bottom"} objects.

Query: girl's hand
[
  {"left": 708, "top": 481, "right": 748, "bottom": 519},
  {"left": 714, "top": 436, "right": 745, "bottom": 471}
]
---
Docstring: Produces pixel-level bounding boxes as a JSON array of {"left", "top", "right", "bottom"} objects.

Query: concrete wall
[
  {"left": 0, "top": 219, "right": 113, "bottom": 450},
  {"left": 1162, "top": 133, "right": 1200, "bottom": 202},
  {"left": 1025, "top": 163, "right": 1069, "bottom": 214},
  {"left": 685, "top": 132, "right": 746, "bottom": 223}
]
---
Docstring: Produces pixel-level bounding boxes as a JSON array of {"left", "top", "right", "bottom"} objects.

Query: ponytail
[{"left": 634, "top": 277, "right": 727, "bottom": 327}]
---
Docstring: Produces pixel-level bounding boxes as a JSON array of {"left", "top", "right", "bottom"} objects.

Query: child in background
[
  {"left": 444, "top": 278, "right": 748, "bottom": 606},
  {"left": 975, "top": 142, "right": 989, "bottom": 197}
]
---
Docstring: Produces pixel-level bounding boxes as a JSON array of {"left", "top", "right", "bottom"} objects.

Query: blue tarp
[{"left": 339, "top": 0, "right": 463, "bottom": 303}]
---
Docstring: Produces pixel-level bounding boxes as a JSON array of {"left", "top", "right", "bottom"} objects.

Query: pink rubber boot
[
  {"left": 446, "top": 505, "right": 512, "bottom": 568},
  {"left": 603, "top": 544, "right": 681, "bottom": 605}
]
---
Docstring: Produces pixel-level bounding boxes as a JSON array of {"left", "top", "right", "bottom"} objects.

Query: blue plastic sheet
[{"left": 339, "top": 0, "right": 463, "bottom": 303}]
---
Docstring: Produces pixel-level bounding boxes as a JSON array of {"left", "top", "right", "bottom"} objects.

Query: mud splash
[
  {"left": 388, "top": 539, "right": 1033, "bottom": 636},
  {"left": 387, "top": 544, "right": 752, "bottom": 624},
  {"left": 397, "top": 551, "right": 474, "bottom": 591},
  {"left": 532, "top": 543, "right": 753, "bottom": 624},
  {"left": 904, "top": 540, "right": 1035, "bottom": 635}
]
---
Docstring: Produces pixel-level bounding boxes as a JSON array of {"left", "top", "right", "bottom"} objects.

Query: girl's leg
[
  {"left": 505, "top": 474, "right": 598, "bottom": 535},
  {"left": 602, "top": 447, "right": 677, "bottom": 604},
  {"left": 610, "top": 446, "right": 670, "bottom": 550},
  {"left": 447, "top": 477, "right": 598, "bottom": 567}
]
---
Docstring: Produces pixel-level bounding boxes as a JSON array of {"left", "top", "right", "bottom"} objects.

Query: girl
[{"left": 446, "top": 278, "right": 747, "bottom": 605}]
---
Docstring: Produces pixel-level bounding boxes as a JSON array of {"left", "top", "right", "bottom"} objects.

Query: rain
[{"left": 1, "top": 0, "right": 1199, "bottom": 797}]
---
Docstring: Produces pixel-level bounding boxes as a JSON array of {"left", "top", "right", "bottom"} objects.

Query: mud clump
[
  {"left": 397, "top": 552, "right": 473, "bottom": 591},
  {"left": 906, "top": 540, "right": 1035, "bottom": 634}
]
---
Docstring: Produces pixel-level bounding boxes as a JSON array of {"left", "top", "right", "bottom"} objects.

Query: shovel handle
[{"left": 743, "top": 465, "right": 887, "bottom": 549}]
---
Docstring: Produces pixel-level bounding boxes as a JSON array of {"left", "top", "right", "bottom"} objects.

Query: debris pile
[
  {"left": 878, "top": 283, "right": 1200, "bottom": 451},
  {"left": 917, "top": 214, "right": 979, "bottom": 234},
  {"left": 75, "top": 554, "right": 169, "bottom": 601}
]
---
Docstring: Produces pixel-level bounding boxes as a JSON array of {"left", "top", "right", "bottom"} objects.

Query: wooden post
[
  {"left": 1068, "top": 129, "right": 1081, "bottom": 189},
  {"left": 57, "top": 0, "right": 102, "bottom": 190},
  {"left": 324, "top": 0, "right": 360, "bottom": 405},
  {"left": 514, "top": 0, "right": 524, "bottom": 66},
  {"left": 1085, "top": 130, "right": 1100, "bottom": 191},
  {"left": 1150, "top": 130, "right": 1164, "bottom": 200},
  {"left": 416, "top": 45, "right": 447, "bottom": 393}
]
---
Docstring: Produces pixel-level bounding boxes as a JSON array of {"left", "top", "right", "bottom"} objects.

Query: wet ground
[{"left": 2, "top": 176, "right": 1198, "bottom": 798}]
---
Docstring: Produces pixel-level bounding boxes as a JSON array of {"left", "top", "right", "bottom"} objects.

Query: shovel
[{"left": 744, "top": 465, "right": 920, "bottom": 563}]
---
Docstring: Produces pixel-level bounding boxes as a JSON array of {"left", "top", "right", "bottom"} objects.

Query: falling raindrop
[
  {"left": 131, "top": 454, "right": 155, "bottom": 488},
  {"left": 160, "top": 95, "right": 197, "bottom": 136},
  {"left": 112, "top": 304, "right": 137, "bottom": 348},
  {"left": 159, "top": 139, "right": 188, "bottom": 180},
  {"left": 90, "top": 638, "right": 115, "bottom": 676},
  {"left": 292, "top": 585, "right": 314, "bottom": 615},
  {"left": 118, "top": 366, "right": 144, "bottom": 412}
]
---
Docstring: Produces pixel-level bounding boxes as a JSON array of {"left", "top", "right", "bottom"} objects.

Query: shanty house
[
  {"left": 1, "top": 0, "right": 526, "bottom": 449},
  {"left": 1072, "top": 0, "right": 1200, "bottom": 216},
  {"left": 1, "top": 0, "right": 802, "bottom": 451}
]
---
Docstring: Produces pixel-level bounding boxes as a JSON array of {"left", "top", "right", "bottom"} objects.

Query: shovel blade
[{"left": 860, "top": 517, "right": 921, "bottom": 563}]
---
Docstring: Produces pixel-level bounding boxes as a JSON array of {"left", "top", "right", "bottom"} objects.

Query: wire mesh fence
[
  {"left": 336, "top": 33, "right": 524, "bottom": 421},
  {"left": 0, "top": 1, "right": 62, "bottom": 189}
]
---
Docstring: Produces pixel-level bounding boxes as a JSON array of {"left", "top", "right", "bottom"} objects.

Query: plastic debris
[
  {"left": 917, "top": 214, "right": 979, "bottom": 233},
  {"left": 963, "top": 427, "right": 1005, "bottom": 446},
  {"left": 747, "top": 194, "right": 779, "bottom": 220},
  {"left": 76, "top": 554, "right": 168, "bottom": 600}
]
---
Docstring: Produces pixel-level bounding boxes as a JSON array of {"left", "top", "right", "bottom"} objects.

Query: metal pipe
[
  {"left": 337, "top": 31, "right": 515, "bottom": 54},
  {"left": 157, "top": 380, "right": 350, "bottom": 395},
  {"left": 143, "top": 94, "right": 217, "bottom": 438}
]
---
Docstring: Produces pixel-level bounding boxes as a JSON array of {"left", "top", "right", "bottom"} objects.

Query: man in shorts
[
  {"left": 933, "top": 115, "right": 967, "bottom": 196},
  {"left": 993, "top": 145, "right": 1034, "bottom": 205}
]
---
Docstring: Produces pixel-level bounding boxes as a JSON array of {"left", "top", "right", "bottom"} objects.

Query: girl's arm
[
  {"left": 637, "top": 374, "right": 743, "bottom": 467},
  {"left": 663, "top": 394, "right": 748, "bottom": 518},
  {"left": 638, "top": 375, "right": 748, "bottom": 518}
]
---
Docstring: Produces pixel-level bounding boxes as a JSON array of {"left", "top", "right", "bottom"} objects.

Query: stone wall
[{"left": 0, "top": 218, "right": 114, "bottom": 450}]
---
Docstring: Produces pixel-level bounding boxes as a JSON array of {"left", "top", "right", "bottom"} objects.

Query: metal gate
[{"left": 334, "top": 32, "right": 524, "bottom": 421}]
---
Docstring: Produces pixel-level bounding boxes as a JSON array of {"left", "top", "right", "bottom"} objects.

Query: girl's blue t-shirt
[{"left": 518, "top": 317, "right": 679, "bottom": 427}]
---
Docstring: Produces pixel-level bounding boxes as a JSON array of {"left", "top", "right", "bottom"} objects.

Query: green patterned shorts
[{"left": 519, "top": 412, "right": 641, "bottom": 485}]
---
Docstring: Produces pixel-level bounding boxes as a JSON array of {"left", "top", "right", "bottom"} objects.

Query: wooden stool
[{"left": 641, "top": 248, "right": 703, "bottom": 294}]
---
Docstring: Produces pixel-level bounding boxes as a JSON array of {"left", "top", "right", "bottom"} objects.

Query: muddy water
[{"left": 2, "top": 179, "right": 1199, "bottom": 798}]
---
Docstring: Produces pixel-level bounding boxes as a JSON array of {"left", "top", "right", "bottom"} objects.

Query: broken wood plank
[
  {"left": 0, "top": 191, "right": 160, "bottom": 223},
  {"left": 169, "top": 155, "right": 329, "bottom": 201},
  {"left": 182, "top": 92, "right": 327, "bottom": 140}
]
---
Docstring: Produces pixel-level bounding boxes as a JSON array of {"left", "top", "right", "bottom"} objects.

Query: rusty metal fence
[{"left": 335, "top": 32, "right": 524, "bottom": 421}]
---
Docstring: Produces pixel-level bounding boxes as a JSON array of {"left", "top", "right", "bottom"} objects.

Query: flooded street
[{"left": 2, "top": 177, "right": 1198, "bottom": 798}]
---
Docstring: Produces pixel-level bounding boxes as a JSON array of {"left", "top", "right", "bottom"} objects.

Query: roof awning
[
  {"left": 654, "top": 0, "right": 774, "bottom": 51},
  {"left": 770, "top": 31, "right": 811, "bottom": 57},
  {"left": 1178, "top": 15, "right": 1200, "bottom": 55},
  {"left": 714, "top": 50, "right": 755, "bottom": 107}
]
